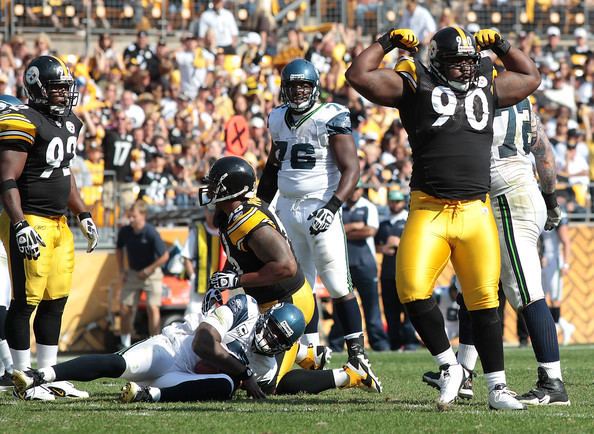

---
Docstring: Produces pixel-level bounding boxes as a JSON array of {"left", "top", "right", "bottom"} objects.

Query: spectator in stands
[
  {"left": 33, "top": 33, "right": 53, "bottom": 56},
  {"left": 355, "top": 0, "right": 380, "bottom": 35},
  {"left": 116, "top": 200, "right": 169, "bottom": 348},
  {"left": 138, "top": 152, "right": 175, "bottom": 210},
  {"left": 123, "top": 31, "right": 158, "bottom": 79},
  {"left": 198, "top": 0, "right": 239, "bottom": 54},
  {"left": 121, "top": 90, "right": 146, "bottom": 129},
  {"left": 329, "top": 181, "right": 390, "bottom": 352},
  {"left": 175, "top": 34, "right": 202, "bottom": 100},
  {"left": 397, "top": 0, "right": 436, "bottom": 48},
  {"left": 543, "top": 26, "right": 565, "bottom": 68},
  {"left": 569, "top": 28, "right": 592, "bottom": 70}
]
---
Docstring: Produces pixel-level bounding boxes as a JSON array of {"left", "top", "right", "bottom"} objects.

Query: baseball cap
[
  {"left": 547, "top": 26, "right": 560, "bottom": 37},
  {"left": 575, "top": 27, "right": 588, "bottom": 39},
  {"left": 388, "top": 190, "right": 405, "bottom": 201},
  {"left": 242, "top": 32, "right": 262, "bottom": 46}
]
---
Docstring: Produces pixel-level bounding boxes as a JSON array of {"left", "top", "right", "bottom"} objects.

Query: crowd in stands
[{"left": 1, "top": 1, "right": 593, "bottom": 227}]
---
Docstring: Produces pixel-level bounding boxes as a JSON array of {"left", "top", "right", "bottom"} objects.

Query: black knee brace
[
  {"left": 0, "top": 306, "right": 6, "bottom": 340},
  {"left": 469, "top": 308, "right": 504, "bottom": 373},
  {"left": 33, "top": 297, "right": 68, "bottom": 345},
  {"left": 404, "top": 298, "right": 450, "bottom": 356},
  {"left": 456, "top": 293, "right": 474, "bottom": 345},
  {"left": 5, "top": 300, "right": 37, "bottom": 350}
]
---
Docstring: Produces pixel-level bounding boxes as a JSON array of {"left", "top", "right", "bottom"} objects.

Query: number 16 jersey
[
  {"left": 0, "top": 104, "right": 82, "bottom": 217},
  {"left": 267, "top": 102, "right": 352, "bottom": 201},
  {"left": 395, "top": 56, "right": 496, "bottom": 200}
]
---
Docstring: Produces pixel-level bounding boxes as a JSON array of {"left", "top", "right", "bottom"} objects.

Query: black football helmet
[
  {"left": 24, "top": 55, "right": 79, "bottom": 117},
  {"left": 280, "top": 59, "right": 320, "bottom": 113},
  {"left": 198, "top": 156, "right": 256, "bottom": 206},
  {"left": 253, "top": 303, "right": 306, "bottom": 356},
  {"left": 428, "top": 26, "right": 480, "bottom": 92}
]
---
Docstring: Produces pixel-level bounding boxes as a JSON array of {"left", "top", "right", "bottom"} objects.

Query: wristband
[
  {"left": 324, "top": 194, "right": 343, "bottom": 214},
  {"left": 14, "top": 219, "right": 28, "bottom": 231},
  {"left": 0, "top": 179, "right": 17, "bottom": 194},
  {"left": 78, "top": 211, "right": 92, "bottom": 221},
  {"left": 493, "top": 38, "right": 511, "bottom": 57},
  {"left": 542, "top": 192, "right": 558, "bottom": 210},
  {"left": 238, "top": 366, "right": 254, "bottom": 381},
  {"left": 376, "top": 32, "right": 396, "bottom": 55}
]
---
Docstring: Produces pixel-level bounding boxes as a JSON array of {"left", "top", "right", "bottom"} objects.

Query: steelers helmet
[
  {"left": 198, "top": 156, "right": 256, "bottom": 206},
  {"left": 428, "top": 26, "right": 480, "bottom": 92},
  {"left": 23, "top": 55, "right": 79, "bottom": 117},
  {"left": 253, "top": 303, "right": 306, "bottom": 356},
  {"left": 280, "top": 59, "right": 320, "bottom": 113}
]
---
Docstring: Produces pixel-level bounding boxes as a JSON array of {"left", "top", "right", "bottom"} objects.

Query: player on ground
[
  {"left": 13, "top": 294, "right": 367, "bottom": 401},
  {"left": 257, "top": 59, "right": 379, "bottom": 385},
  {"left": 346, "top": 26, "right": 540, "bottom": 410},
  {"left": 424, "top": 98, "right": 570, "bottom": 406},
  {"left": 200, "top": 156, "right": 380, "bottom": 392},
  {"left": 0, "top": 56, "right": 98, "bottom": 400}
]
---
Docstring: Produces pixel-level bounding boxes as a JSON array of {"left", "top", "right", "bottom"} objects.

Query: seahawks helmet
[
  {"left": 253, "top": 303, "right": 306, "bottom": 356},
  {"left": 428, "top": 26, "right": 480, "bottom": 92},
  {"left": 0, "top": 94, "right": 23, "bottom": 106},
  {"left": 198, "top": 156, "right": 256, "bottom": 206},
  {"left": 23, "top": 55, "right": 79, "bottom": 117},
  {"left": 280, "top": 59, "right": 320, "bottom": 113}
]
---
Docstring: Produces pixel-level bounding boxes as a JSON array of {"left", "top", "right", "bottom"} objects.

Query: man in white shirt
[
  {"left": 397, "top": 0, "right": 436, "bottom": 47},
  {"left": 198, "top": 0, "right": 239, "bottom": 54}
]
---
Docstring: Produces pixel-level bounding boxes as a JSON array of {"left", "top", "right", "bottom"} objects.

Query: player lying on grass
[{"left": 13, "top": 293, "right": 371, "bottom": 402}]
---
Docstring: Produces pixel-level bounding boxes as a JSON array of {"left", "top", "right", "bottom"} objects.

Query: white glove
[
  {"left": 14, "top": 220, "right": 45, "bottom": 260},
  {"left": 209, "top": 270, "right": 240, "bottom": 290},
  {"left": 307, "top": 207, "right": 335, "bottom": 236},
  {"left": 545, "top": 206, "right": 562, "bottom": 231},
  {"left": 77, "top": 212, "right": 98, "bottom": 253},
  {"left": 202, "top": 287, "right": 223, "bottom": 315}
]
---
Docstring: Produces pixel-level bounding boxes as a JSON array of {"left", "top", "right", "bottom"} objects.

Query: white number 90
[{"left": 431, "top": 86, "right": 489, "bottom": 131}]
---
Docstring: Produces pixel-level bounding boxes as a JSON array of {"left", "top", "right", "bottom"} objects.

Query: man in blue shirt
[{"left": 116, "top": 200, "right": 169, "bottom": 348}]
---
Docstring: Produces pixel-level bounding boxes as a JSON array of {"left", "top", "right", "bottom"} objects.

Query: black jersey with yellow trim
[
  {"left": 0, "top": 105, "right": 83, "bottom": 216},
  {"left": 219, "top": 197, "right": 306, "bottom": 304},
  {"left": 394, "top": 56, "right": 496, "bottom": 200}
]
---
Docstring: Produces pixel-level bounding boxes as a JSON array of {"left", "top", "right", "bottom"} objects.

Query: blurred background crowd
[{"left": 0, "top": 0, "right": 592, "bottom": 233}]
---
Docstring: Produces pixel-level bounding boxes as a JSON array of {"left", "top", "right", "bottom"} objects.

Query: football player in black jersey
[
  {"left": 0, "top": 55, "right": 98, "bottom": 399},
  {"left": 346, "top": 27, "right": 540, "bottom": 410},
  {"left": 199, "top": 156, "right": 381, "bottom": 393}
]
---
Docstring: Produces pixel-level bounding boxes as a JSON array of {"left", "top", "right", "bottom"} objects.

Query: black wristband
[
  {"left": 0, "top": 179, "right": 17, "bottom": 194},
  {"left": 238, "top": 366, "right": 253, "bottom": 381},
  {"left": 376, "top": 32, "right": 396, "bottom": 55},
  {"left": 493, "top": 38, "right": 511, "bottom": 57},
  {"left": 324, "top": 194, "right": 343, "bottom": 214},
  {"left": 78, "top": 211, "right": 92, "bottom": 221},
  {"left": 542, "top": 192, "right": 558, "bottom": 210},
  {"left": 14, "top": 220, "right": 28, "bottom": 231}
]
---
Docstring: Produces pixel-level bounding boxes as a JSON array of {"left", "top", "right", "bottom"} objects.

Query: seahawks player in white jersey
[
  {"left": 0, "top": 240, "right": 12, "bottom": 391},
  {"left": 425, "top": 97, "right": 569, "bottom": 405},
  {"left": 258, "top": 59, "right": 379, "bottom": 383}
]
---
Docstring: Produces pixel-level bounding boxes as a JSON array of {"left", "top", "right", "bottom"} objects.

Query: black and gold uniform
[
  {"left": 0, "top": 104, "right": 82, "bottom": 304},
  {"left": 218, "top": 196, "right": 315, "bottom": 384},
  {"left": 393, "top": 52, "right": 501, "bottom": 311}
]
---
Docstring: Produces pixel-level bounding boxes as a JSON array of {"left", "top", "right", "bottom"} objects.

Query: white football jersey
[
  {"left": 490, "top": 98, "right": 538, "bottom": 197},
  {"left": 268, "top": 102, "right": 351, "bottom": 200}
]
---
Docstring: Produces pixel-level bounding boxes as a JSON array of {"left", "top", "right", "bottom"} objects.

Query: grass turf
[{"left": 1, "top": 345, "right": 593, "bottom": 433}]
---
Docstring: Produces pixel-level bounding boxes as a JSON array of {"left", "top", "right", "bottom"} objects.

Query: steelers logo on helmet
[
  {"left": 429, "top": 26, "right": 481, "bottom": 93},
  {"left": 25, "top": 66, "right": 40, "bottom": 86}
]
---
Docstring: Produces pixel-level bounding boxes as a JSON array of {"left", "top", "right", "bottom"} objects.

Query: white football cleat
[
  {"left": 488, "top": 384, "right": 527, "bottom": 410},
  {"left": 13, "top": 385, "right": 55, "bottom": 401},
  {"left": 436, "top": 364, "right": 464, "bottom": 410},
  {"left": 45, "top": 381, "right": 89, "bottom": 399}
]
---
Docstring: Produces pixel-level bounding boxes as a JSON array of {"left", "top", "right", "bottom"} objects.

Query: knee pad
[
  {"left": 5, "top": 301, "right": 37, "bottom": 350},
  {"left": 33, "top": 297, "right": 68, "bottom": 345},
  {"left": 404, "top": 298, "right": 437, "bottom": 317},
  {"left": 469, "top": 307, "right": 500, "bottom": 330}
]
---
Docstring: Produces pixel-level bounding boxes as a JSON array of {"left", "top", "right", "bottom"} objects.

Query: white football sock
[
  {"left": 148, "top": 387, "right": 161, "bottom": 402},
  {"left": 121, "top": 334, "right": 131, "bottom": 348},
  {"left": 538, "top": 361, "right": 562, "bottom": 381},
  {"left": 332, "top": 368, "right": 349, "bottom": 388},
  {"left": 0, "top": 339, "right": 13, "bottom": 374},
  {"left": 485, "top": 371, "right": 506, "bottom": 391},
  {"left": 38, "top": 367, "right": 57, "bottom": 382},
  {"left": 295, "top": 343, "right": 308, "bottom": 363},
  {"left": 457, "top": 344, "right": 479, "bottom": 371},
  {"left": 433, "top": 347, "right": 457, "bottom": 367},
  {"left": 36, "top": 344, "right": 58, "bottom": 368},
  {"left": 11, "top": 348, "right": 31, "bottom": 371}
]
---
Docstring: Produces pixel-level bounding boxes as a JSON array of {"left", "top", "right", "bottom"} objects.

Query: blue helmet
[
  {"left": 280, "top": 59, "right": 320, "bottom": 113},
  {"left": 253, "top": 303, "right": 305, "bottom": 356},
  {"left": 0, "top": 94, "right": 22, "bottom": 106}
]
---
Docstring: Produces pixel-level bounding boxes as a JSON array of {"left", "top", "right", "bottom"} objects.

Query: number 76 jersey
[
  {"left": 267, "top": 102, "right": 351, "bottom": 201},
  {"left": 0, "top": 104, "right": 82, "bottom": 217}
]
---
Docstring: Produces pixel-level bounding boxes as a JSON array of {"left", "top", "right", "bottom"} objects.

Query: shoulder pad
[
  {"left": 394, "top": 56, "right": 417, "bottom": 91},
  {"left": 227, "top": 203, "right": 275, "bottom": 251}
]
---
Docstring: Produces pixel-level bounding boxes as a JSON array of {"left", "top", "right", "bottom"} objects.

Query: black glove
[
  {"left": 543, "top": 192, "right": 561, "bottom": 231},
  {"left": 307, "top": 195, "right": 343, "bottom": 236},
  {"left": 209, "top": 270, "right": 240, "bottom": 290}
]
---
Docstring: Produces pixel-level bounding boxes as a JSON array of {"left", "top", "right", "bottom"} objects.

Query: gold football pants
[
  {"left": 396, "top": 191, "right": 500, "bottom": 310},
  {"left": 258, "top": 280, "right": 315, "bottom": 386},
  {"left": 0, "top": 212, "right": 74, "bottom": 305}
]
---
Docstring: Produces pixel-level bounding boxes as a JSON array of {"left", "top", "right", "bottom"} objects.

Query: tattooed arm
[{"left": 531, "top": 113, "right": 561, "bottom": 230}]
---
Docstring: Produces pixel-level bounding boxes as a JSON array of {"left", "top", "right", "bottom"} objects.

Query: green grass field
[{"left": 1, "top": 346, "right": 593, "bottom": 433}]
